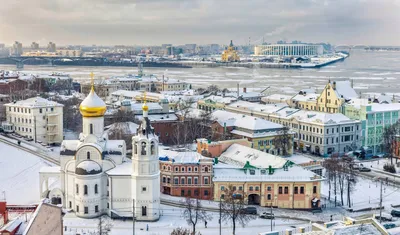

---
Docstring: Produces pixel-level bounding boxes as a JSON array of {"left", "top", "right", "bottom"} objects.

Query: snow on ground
[
  {"left": 63, "top": 205, "right": 312, "bottom": 235},
  {"left": 368, "top": 158, "right": 400, "bottom": 173},
  {"left": 0, "top": 141, "right": 54, "bottom": 204},
  {"left": 321, "top": 173, "right": 400, "bottom": 213}
]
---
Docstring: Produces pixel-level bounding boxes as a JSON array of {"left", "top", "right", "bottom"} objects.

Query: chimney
[
  {"left": 332, "top": 81, "right": 336, "bottom": 90},
  {"left": 0, "top": 201, "right": 8, "bottom": 225},
  {"left": 243, "top": 87, "right": 247, "bottom": 93}
]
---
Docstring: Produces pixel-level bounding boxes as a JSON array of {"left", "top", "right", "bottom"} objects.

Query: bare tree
[
  {"left": 221, "top": 185, "right": 257, "bottom": 235},
  {"left": 323, "top": 157, "right": 340, "bottom": 207},
  {"left": 182, "top": 197, "right": 212, "bottom": 235},
  {"left": 170, "top": 227, "right": 201, "bottom": 235},
  {"left": 96, "top": 216, "right": 113, "bottom": 235},
  {"left": 52, "top": 96, "right": 82, "bottom": 133},
  {"left": 107, "top": 122, "right": 135, "bottom": 150},
  {"left": 382, "top": 122, "right": 399, "bottom": 165},
  {"left": 273, "top": 127, "right": 292, "bottom": 156}
]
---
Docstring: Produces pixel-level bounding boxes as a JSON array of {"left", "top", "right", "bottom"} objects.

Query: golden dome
[
  {"left": 79, "top": 88, "right": 107, "bottom": 117},
  {"left": 142, "top": 103, "right": 149, "bottom": 112}
]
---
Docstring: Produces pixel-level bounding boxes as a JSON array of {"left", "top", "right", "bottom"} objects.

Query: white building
[
  {"left": 4, "top": 97, "right": 64, "bottom": 144},
  {"left": 254, "top": 44, "right": 324, "bottom": 57},
  {"left": 39, "top": 86, "right": 160, "bottom": 221}
]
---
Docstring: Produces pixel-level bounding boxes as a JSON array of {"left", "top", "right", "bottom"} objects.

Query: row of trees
[
  {"left": 177, "top": 185, "right": 256, "bottom": 235},
  {"left": 382, "top": 121, "right": 400, "bottom": 166},
  {"left": 324, "top": 157, "right": 357, "bottom": 208}
]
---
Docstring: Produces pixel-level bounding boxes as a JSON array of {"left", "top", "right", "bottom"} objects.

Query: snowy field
[
  {"left": 0, "top": 141, "right": 54, "bottom": 204},
  {"left": 63, "top": 205, "right": 312, "bottom": 235}
]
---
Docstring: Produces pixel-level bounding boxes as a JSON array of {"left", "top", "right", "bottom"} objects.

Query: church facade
[{"left": 39, "top": 81, "right": 160, "bottom": 221}]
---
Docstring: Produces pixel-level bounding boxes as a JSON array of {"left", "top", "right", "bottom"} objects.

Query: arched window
[
  {"left": 205, "top": 167, "right": 209, "bottom": 173},
  {"left": 95, "top": 184, "right": 98, "bottom": 194},
  {"left": 150, "top": 141, "right": 155, "bottom": 155},
  {"left": 141, "top": 142, "right": 147, "bottom": 155},
  {"left": 181, "top": 178, "right": 185, "bottom": 185},
  {"left": 84, "top": 185, "right": 88, "bottom": 195},
  {"left": 142, "top": 206, "right": 147, "bottom": 216},
  {"left": 87, "top": 151, "right": 90, "bottom": 160},
  {"left": 89, "top": 124, "right": 93, "bottom": 134},
  {"left": 134, "top": 142, "right": 137, "bottom": 154}
]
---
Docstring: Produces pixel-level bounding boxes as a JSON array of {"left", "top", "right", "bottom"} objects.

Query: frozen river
[{"left": 1, "top": 50, "right": 400, "bottom": 97}]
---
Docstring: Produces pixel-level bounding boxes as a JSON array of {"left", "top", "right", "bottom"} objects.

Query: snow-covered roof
[
  {"left": 219, "top": 144, "right": 288, "bottom": 169},
  {"left": 136, "top": 114, "right": 178, "bottom": 122},
  {"left": 370, "top": 103, "right": 400, "bottom": 112},
  {"left": 212, "top": 110, "right": 283, "bottom": 130},
  {"left": 80, "top": 89, "right": 106, "bottom": 108},
  {"left": 201, "top": 95, "right": 237, "bottom": 104},
  {"left": 261, "top": 94, "right": 292, "bottom": 102},
  {"left": 111, "top": 90, "right": 143, "bottom": 98},
  {"left": 159, "top": 149, "right": 206, "bottom": 164},
  {"left": 1, "top": 219, "right": 23, "bottom": 232},
  {"left": 131, "top": 102, "right": 162, "bottom": 111},
  {"left": 291, "top": 93, "right": 319, "bottom": 102},
  {"left": 105, "top": 122, "right": 138, "bottom": 136},
  {"left": 332, "top": 81, "right": 357, "bottom": 100},
  {"left": 75, "top": 160, "right": 102, "bottom": 175},
  {"left": 227, "top": 100, "right": 288, "bottom": 113},
  {"left": 288, "top": 110, "right": 357, "bottom": 125},
  {"left": 213, "top": 164, "right": 320, "bottom": 182},
  {"left": 284, "top": 154, "right": 316, "bottom": 165},
  {"left": 5, "top": 97, "right": 63, "bottom": 108},
  {"left": 106, "top": 161, "right": 132, "bottom": 176},
  {"left": 39, "top": 166, "right": 60, "bottom": 173}
]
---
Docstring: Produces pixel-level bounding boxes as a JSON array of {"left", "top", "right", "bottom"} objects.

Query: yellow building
[
  {"left": 221, "top": 40, "right": 240, "bottom": 62},
  {"left": 213, "top": 144, "right": 323, "bottom": 209},
  {"left": 197, "top": 95, "right": 236, "bottom": 112},
  {"left": 290, "top": 80, "right": 358, "bottom": 113}
]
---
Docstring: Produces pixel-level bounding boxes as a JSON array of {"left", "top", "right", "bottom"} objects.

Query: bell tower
[{"left": 131, "top": 93, "right": 160, "bottom": 221}]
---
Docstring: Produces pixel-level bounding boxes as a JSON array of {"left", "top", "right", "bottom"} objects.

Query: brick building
[{"left": 159, "top": 149, "right": 214, "bottom": 200}]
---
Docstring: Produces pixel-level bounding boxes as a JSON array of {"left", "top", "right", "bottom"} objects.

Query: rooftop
[
  {"left": 159, "top": 149, "right": 208, "bottom": 164},
  {"left": 331, "top": 80, "right": 358, "bottom": 100},
  {"left": 5, "top": 97, "right": 63, "bottom": 108}
]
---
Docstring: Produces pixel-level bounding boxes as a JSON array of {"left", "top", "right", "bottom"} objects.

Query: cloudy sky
[{"left": 0, "top": 0, "right": 399, "bottom": 46}]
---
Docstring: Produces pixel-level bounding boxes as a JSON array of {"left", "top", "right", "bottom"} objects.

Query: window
[
  {"left": 107, "top": 203, "right": 109, "bottom": 209},
  {"left": 261, "top": 170, "right": 266, "bottom": 175},
  {"left": 249, "top": 186, "right": 253, "bottom": 191},
  {"left": 142, "top": 187, "right": 147, "bottom": 192},
  {"left": 239, "top": 186, "right": 243, "bottom": 191},
  {"left": 188, "top": 178, "right": 192, "bottom": 184},
  {"left": 95, "top": 184, "right": 98, "bottom": 194},
  {"left": 84, "top": 185, "right": 88, "bottom": 195},
  {"left": 69, "top": 201, "right": 72, "bottom": 208},
  {"left": 76, "top": 205, "right": 79, "bottom": 212},
  {"left": 84, "top": 207, "right": 88, "bottom": 214},
  {"left": 187, "top": 190, "right": 191, "bottom": 196},
  {"left": 255, "top": 186, "right": 259, "bottom": 191},
  {"left": 167, "top": 177, "right": 171, "bottom": 184},
  {"left": 313, "top": 185, "right": 317, "bottom": 194},
  {"left": 181, "top": 167, "right": 185, "bottom": 172},
  {"left": 107, "top": 191, "right": 109, "bottom": 196},
  {"left": 89, "top": 124, "right": 93, "bottom": 134},
  {"left": 205, "top": 167, "right": 209, "bottom": 173},
  {"left": 95, "top": 205, "right": 99, "bottom": 213},
  {"left": 221, "top": 186, "right": 225, "bottom": 191},
  {"left": 188, "top": 167, "right": 191, "bottom": 172},
  {"left": 142, "top": 206, "right": 147, "bottom": 216},
  {"left": 300, "top": 186, "right": 304, "bottom": 194},
  {"left": 267, "top": 194, "right": 271, "bottom": 200},
  {"left": 204, "top": 177, "right": 209, "bottom": 184},
  {"left": 39, "top": 108, "right": 42, "bottom": 114},
  {"left": 294, "top": 186, "right": 298, "bottom": 194},
  {"left": 51, "top": 107, "right": 54, "bottom": 112},
  {"left": 87, "top": 151, "right": 90, "bottom": 160},
  {"left": 267, "top": 186, "right": 272, "bottom": 191},
  {"left": 181, "top": 190, "right": 185, "bottom": 196},
  {"left": 194, "top": 167, "right": 198, "bottom": 172},
  {"left": 174, "top": 178, "right": 179, "bottom": 185},
  {"left": 194, "top": 190, "right": 199, "bottom": 196},
  {"left": 233, "top": 186, "right": 237, "bottom": 191},
  {"left": 76, "top": 184, "right": 79, "bottom": 194},
  {"left": 278, "top": 186, "right": 283, "bottom": 194},
  {"left": 284, "top": 186, "right": 289, "bottom": 194},
  {"left": 175, "top": 167, "right": 179, "bottom": 172},
  {"left": 221, "top": 194, "right": 225, "bottom": 199},
  {"left": 163, "top": 177, "right": 166, "bottom": 183},
  {"left": 181, "top": 178, "right": 185, "bottom": 185},
  {"left": 194, "top": 178, "right": 198, "bottom": 184},
  {"left": 249, "top": 169, "right": 255, "bottom": 175},
  {"left": 204, "top": 190, "right": 209, "bottom": 196},
  {"left": 107, "top": 179, "right": 109, "bottom": 186}
]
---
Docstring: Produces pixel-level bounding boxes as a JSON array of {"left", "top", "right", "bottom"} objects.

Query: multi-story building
[
  {"left": 343, "top": 100, "right": 400, "bottom": 154},
  {"left": 210, "top": 110, "right": 294, "bottom": 155},
  {"left": 57, "top": 49, "right": 82, "bottom": 57},
  {"left": 261, "top": 94, "right": 292, "bottom": 105},
  {"left": 4, "top": 97, "right": 64, "bottom": 144},
  {"left": 197, "top": 95, "right": 237, "bottom": 112},
  {"left": 159, "top": 149, "right": 214, "bottom": 200},
  {"left": 11, "top": 41, "right": 23, "bottom": 56},
  {"left": 289, "top": 80, "right": 358, "bottom": 114},
  {"left": 225, "top": 101, "right": 362, "bottom": 156},
  {"left": 221, "top": 40, "right": 240, "bottom": 62},
  {"left": 254, "top": 44, "right": 323, "bottom": 57},
  {"left": 31, "top": 42, "right": 39, "bottom": 50},
  {"left": 81, "top": 82, "right": 119, "bottom": 100},
  {"left": 47, "top": 42, "right": 56, "bottom": 52},
  {"left": 213, "top": 144, "right": 323, "bottom": 209}
]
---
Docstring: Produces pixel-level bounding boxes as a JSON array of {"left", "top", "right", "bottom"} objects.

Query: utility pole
[
  {"left": 219, "top": 196, "right": 222, "bottom": 235},
  {"left": 379, "top": 180, "right": 383, "bottom": 224},
  {"left": 270, "top": 205, "right": 273, "bottom": 231},
  {"left": 133, "top": 199, "right": 135, "bottom": 235}
]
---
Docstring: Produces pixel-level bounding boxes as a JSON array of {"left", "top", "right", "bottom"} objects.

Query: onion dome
[
  {"left": 79, "top": 87, "right": 106, "bottom": 117},
  {"left": 75, "top": 160, "right": 102, "bottom": 175}
]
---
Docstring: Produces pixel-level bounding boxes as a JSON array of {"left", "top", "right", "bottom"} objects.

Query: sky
[{"left": 0, "top": 0, "right": 400, "bottom": 46}]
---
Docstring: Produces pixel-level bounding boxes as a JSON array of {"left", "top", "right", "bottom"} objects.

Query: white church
[{"left": 39, "top": 80, "right": 160, "bottom": 221}]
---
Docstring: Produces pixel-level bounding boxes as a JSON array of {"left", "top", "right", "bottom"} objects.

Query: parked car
[
  {"left": 259, "top": 212, "right": 274, "bottom": 219},
  {"left": 375, "top": 213, "right": 393, "bottom": 222},
  {"left": 359, "top": 167, "right": 371, "bottom": 172},
  {"left": 383, "top": 223, "right": 396, "bottom": 229},
  {"left": 391, "top": 209, "right": 400, "bottom": 217},
  {"left": 241, "top": 207, "right": 257, "bottom": 215}
]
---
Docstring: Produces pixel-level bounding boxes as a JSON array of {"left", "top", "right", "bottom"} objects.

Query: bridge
[
  {"left": 334, "top": 44, "right": 370, "bottom": 50},
  {"left": 0, "top": 56, "right": 107, "bottom": 69}
]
